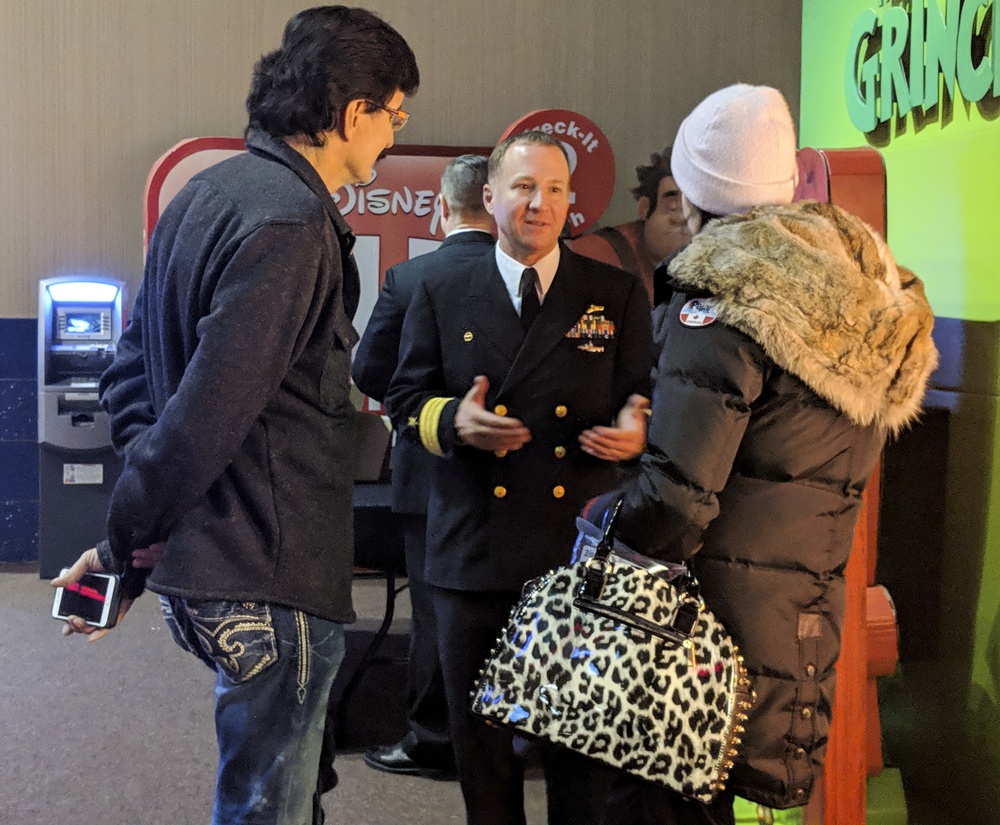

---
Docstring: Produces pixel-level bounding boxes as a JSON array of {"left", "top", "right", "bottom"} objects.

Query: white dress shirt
[{"left": 494, "top": 243, "right": 560, "bottom": 316}]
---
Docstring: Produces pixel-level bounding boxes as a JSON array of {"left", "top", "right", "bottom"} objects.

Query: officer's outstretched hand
[
  {"left": 579, "top": 393, "right": 649, "bottom": 462},
  {"left": 455, "top": 375, "right": 532, "bottom": 452}
]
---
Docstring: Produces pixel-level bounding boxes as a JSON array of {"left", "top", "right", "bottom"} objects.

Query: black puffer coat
[{"left": 612, "top": 201, "right": 937, "bottom": 808}]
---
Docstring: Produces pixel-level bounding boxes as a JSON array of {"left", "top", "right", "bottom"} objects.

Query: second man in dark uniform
[{"left": 353, "top": 154, "right": 495, "bottom": 779}]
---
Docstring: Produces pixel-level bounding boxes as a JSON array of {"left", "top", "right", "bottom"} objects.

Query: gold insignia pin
[{"left": 586, "top": 304, "right": 604, "bottom": 314}]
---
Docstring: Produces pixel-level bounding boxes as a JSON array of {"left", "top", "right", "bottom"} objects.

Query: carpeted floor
[{"left": 0, "top": 562, "right": 546, "bottom": 825}]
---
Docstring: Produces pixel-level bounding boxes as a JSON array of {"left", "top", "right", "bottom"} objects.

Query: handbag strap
[
  {"left": 593, "top": 497, "right": 623, "bottom": 562},
  {"left": 578, "top": 498, "right": 623, "bottom": 600},
  {"left": 577, "top": 496, "right": 703, "bottom": 639}
]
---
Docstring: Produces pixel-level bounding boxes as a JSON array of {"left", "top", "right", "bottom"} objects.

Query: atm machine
[{"left": 37, "top": 275, "right": 126, "bottom": 578}]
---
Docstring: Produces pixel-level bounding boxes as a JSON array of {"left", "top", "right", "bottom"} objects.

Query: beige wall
[{"left": 1, "top": 0, "right": 802, "bottom": 318}]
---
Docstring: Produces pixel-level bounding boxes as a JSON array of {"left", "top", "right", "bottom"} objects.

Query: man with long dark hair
[{"left": 53, "top": 8, "right": 419, "bottom": 825}]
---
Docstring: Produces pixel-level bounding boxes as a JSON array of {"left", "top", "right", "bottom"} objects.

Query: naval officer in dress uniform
[{"left": 385, "top": 129, "right": 653, "bottom": 825}]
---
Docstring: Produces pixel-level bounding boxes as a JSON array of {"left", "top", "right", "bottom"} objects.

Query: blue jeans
[{"left": 162, "top": 596, "right": 346, "bottom": 825}]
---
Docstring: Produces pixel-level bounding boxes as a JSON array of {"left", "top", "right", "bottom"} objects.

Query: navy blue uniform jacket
[
  {"left": 386, "top": 244, "right": 652, "bottom": 592},
  {"left": 352, "top": 230, "right": 495, "bottom": 515}
]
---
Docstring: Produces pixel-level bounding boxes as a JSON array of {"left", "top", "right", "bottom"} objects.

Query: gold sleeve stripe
[{"left": 418, "top": 396, "right": 454, "bottom": 457}]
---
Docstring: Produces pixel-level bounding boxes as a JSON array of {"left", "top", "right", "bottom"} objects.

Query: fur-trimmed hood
[{"left": 666, "top": 201, "right": 938, "bottom": 433}]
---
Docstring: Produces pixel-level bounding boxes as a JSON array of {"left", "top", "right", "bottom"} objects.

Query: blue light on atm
[{"left": 47, "top": 281, "right": 120, "bottom": 303}]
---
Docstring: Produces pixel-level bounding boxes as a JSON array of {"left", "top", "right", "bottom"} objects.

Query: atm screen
[
  {"left": 56, "top": 306, "right": 111, "bottom": 342},
  {"left": 66, "top": 312, "right": 102, "bottom": 334}
]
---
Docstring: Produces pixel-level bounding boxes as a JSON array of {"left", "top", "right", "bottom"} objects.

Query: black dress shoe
[{"left": 363, "top": 741, "right": 456, "bottom": 779}]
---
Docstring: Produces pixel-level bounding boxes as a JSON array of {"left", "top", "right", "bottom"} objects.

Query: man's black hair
[{"left": 246, "top": 6, "right": 419, "bottom": 146}]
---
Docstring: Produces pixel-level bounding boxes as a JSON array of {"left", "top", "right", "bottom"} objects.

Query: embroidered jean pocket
[
  {"left": 160, "top": 596, "right": 215, "bottom": 672},
  {"left": 185, "top": 600, "right": 279, "bottom": 684}
]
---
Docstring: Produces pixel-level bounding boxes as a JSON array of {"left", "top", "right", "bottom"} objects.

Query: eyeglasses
[{"left": 365, "top": 100, "right": 410, "bottom": 132}]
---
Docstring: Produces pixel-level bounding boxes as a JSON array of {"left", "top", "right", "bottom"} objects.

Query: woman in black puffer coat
[{"left": 584, "top": 84, "right": 938, "bottom": 825}]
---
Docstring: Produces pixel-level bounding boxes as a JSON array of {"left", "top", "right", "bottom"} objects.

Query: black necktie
[{"left": 520, "top": 267, "right": 540, "bottom": 330}]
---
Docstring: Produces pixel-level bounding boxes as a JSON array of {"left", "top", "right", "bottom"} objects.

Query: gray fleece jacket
[{"left": 98, "top": 129, "right": 360, "bottom": 622}]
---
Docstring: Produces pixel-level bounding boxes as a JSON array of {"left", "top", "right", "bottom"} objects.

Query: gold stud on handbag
[{"left": 471, "top": 499, "right": 753, "bottom": 803}]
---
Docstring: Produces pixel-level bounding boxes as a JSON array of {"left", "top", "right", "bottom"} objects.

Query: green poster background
[
  {"left": 800, "top": 2, "right": 1000, "bottom": 821},
  {"left": 800, "top": 0, "right": 1000, "bottom": 321}
]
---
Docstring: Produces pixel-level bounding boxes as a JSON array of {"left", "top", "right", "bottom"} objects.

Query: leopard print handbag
[{"left": 471, "top": 501, "right": 754, "bottom": 803}]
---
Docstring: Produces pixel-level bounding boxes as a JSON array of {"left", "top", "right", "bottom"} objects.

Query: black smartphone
[{"left": 51, "top": 571, "right": 123, "bottom": 629}]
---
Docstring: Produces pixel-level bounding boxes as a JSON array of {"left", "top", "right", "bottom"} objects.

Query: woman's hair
[
  {"left": 246, "top": 6, "right": 419, "bottom": 146},
  {"left": 690, "top": 204, "right": 723, "bottom": 229}
]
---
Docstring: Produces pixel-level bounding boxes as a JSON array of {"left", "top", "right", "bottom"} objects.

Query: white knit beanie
[{"left": 671, "top": 83, "right": 798, "bottom": 216}]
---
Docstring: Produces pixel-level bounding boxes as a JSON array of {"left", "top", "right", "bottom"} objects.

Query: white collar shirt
[
  {"left": 445, "top": 226, "right": 488, "bottom": 238},
  {"left": 494, "top": 243, "right": 560, "bottom": 315}
]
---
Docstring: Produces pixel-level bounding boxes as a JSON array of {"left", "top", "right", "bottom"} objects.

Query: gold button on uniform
[
  {"left": 463, "top": 331, "right": 474, "bottom": 342},
  {"left": 554, "top": 405, "right": 567, "bottom": 418},
  {"left": 494, "top": 449, "right": 508, "bottom": 458},
  {"left": 494, "top": 404, "right": 507, "bottom": 416},
  {"left": 493, "top": 486, "right": 507, "bottom": 499},
  {"left": 552, "top": 485, "right": 565, "bottom": 499},
  {"left": 554, "top": 446, "right": 566, "bottom": 459}
]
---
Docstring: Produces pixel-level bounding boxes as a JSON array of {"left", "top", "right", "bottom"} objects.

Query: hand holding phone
[
  {"left": 52, "top": 569, "right": 122, "bottom": 629},
  {"left": 52, "top": 543, "right": 164, "bottom": 640},
  {"left": 51, "top": 546, "right": 124, "bottom": 640}
]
